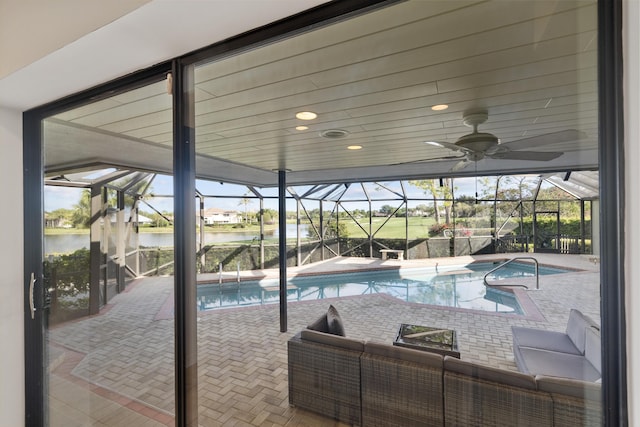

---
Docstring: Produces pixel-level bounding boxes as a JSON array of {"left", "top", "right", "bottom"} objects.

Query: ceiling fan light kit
[{"left": 455, "top": 132, "right": 498, "bottom": 154}]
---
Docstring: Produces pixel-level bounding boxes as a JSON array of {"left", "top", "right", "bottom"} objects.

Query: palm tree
[
  {"left": 71, "top": 189, "right": 91, "bottom": 228},
  {"left": 238, "top": 193, "right": 252, "bottom": 223}
]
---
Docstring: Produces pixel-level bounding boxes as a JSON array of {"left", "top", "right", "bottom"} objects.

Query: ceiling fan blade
[
  {"left": 450, "top": 159, "right": 471, "bottom": 172},
  {"left": 499, "top": 129, "right": 586, "bottom": 151},
  {"left": 391, "top": 154, "right": 465, "bottom": 166},
  {"left": 424, "top": 140, "right": 473, "bottom": 154},
  {"left": 488, "top": 150, "right": 564, "bottom": 161}
]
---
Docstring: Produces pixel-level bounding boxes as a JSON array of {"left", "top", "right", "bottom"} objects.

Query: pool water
[{"left": 197, "top": 261, "right": 570, "bottom": 314}]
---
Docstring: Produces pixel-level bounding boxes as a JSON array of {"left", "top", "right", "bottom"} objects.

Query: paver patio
[{"left": 48, "top": 254, "right": 600, "bottom": 426}]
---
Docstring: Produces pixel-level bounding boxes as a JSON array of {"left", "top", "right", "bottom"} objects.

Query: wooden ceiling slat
[{"left": 45, "top": 0, "right": 599, "bottom": 185}]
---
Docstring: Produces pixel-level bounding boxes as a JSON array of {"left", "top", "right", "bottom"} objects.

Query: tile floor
[{"left": 48, "top": 254, "right": 600, "bottom": 426}]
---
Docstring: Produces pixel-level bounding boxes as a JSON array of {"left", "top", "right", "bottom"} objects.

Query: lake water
[{"left": 45, "top": 223, "right": 309, "bottom": 254}]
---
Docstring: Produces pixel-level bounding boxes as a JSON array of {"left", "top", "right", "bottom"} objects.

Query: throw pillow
[
  {"left": 326, "top": 304, "right": 346, "bottom": 336},
  {"left": 307, "top": 313, "right": 330, "bottom": 333}
]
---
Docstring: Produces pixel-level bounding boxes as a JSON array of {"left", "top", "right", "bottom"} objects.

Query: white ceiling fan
[{"left": 421, "top": 109, "right": 584, "bottom": 172}]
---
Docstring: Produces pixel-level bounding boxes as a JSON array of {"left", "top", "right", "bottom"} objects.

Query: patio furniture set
[
  {"left": 287, "top": 306, "right": 601, "bottom": 426},
  {"left": 512, "top": 309, "right": 601, "bottom": 382}
]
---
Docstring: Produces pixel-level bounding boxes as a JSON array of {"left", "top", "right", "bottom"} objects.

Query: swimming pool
[{"left": 196, "top": 261, "right": 570, "bottom": 314}]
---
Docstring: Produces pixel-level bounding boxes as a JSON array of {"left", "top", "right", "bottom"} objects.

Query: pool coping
[
  {"left": 179, "top": 259, "right": 568, "bottom": 322},
  {"left": 151, "top": 254, "right": 597, "bottom": 321}
]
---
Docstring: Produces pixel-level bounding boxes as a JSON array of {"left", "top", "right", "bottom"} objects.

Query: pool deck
[{"left": 49, "top": 253, "right": 600, "bottom": 426}]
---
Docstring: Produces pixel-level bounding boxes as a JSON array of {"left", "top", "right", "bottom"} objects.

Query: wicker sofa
[{"left": 288, "top": 326, "right": 602, "bottom": 426}]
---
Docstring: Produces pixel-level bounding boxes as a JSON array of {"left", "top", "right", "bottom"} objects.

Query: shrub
[
  {"left": 428, "top": 223, "right": 450, "bottom": 237},
  {"left": 456, "top": 227, "right": 472, "bottom": 237}
]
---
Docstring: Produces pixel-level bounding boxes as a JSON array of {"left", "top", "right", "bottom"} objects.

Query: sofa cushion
[
  {"left": 512, "top": 326, "right": 582, "bottom": 355},
  {"left": 364, "top": 341, "right": 443, "bottom": 367},
  {"left": 515, "top": 347, "right": 600, "bottom": 381},
  {"left": 300, "top": 329, "right": 364, "bottom": 351},
  {"left": 307, "top": 313, "right": 330, "bottom": 333},
  {"left": 565, "top": 309, "right": 598, "bottom": 353},
  {"left": 535, "top": 375, "right": 602, "bottom": 401},
  {"left": 307, "top": 305, "right": 346, "bottom": 336},
  {"left": 444, "top": 356, "right": 537, "bottom": 389},
  {"left": 583, "top": 327, "right": 601, "bottom": 373},
  {"left": 327, "top": 304, "right": 346, "bottom": 336}
]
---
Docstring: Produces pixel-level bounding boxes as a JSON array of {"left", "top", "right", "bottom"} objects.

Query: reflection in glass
[{"left": 44, "top": 80, "right": 176, "bottom": 426}]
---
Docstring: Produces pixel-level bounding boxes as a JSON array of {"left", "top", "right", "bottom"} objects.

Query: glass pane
[
  {"left": 44, "top": 79, "right": 175, "bottom": 426},
  {"left": 192, "top": 0, "right": 600, "bottom": 425}
]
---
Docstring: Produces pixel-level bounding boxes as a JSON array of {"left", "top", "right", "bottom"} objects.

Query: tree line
[{"left": 46, "top": 178, "right": 586, "bottom": 230}]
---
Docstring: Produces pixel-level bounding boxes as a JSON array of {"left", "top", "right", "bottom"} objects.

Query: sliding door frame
[
  {"left": 23, "top": 0, "right": 627, "bottom": 425},
  {"left": 22, "top": 62, "right": 173, "bottom": 426},
  {"left": 172, "top": 58, "right": 198, "bottom": 426},
  {"left": 598, "top": 0, "right": 627, "bottom": 424}
]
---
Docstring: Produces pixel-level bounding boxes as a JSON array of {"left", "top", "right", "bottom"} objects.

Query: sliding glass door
[
  {"left": 23, "top": 0, "right": 626, "bottom": 425},
  {"left": 25, "top": 72, "right": 179, "bottom": 426}
]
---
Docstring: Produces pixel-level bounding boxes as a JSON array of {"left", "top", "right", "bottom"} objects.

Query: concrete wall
[
  {"left": 0, "top": 107, "right": 25, "bottom": 427},
  {"left": 0, "top": 0, "right": 151, "bottom": 79}
]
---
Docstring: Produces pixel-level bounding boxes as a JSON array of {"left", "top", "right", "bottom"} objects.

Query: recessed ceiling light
[
  {"left": 347, "top": 145, "right": 362, "bottom": 150},
  {"left": 295, "top": 111, "right": 317, "bottom": 120},
  {"left": 431, "top": 104, "right": 449, "bottom": 111},
  {"left": 295, "top": 126, "right": 308, "bottom": 131}
]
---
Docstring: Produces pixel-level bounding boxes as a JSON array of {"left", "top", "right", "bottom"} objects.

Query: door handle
[{"left": 29, "top": 272, "right": 36, "bottom": 320}]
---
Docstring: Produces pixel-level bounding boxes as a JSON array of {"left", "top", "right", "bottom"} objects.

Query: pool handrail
[{"left": 483, "top": 257, "right": 539, "bottom": 290}]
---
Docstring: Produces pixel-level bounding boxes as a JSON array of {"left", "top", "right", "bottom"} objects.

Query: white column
[
  {"left": 0, "top": 107, "right": 25, "bottom": 426},
  {"left": 624, "top": 1, "right": 640, "bottom": 424}
]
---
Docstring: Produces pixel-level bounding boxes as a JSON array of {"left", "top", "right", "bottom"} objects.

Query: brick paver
[{"left": 49, "top": 254, "right": 600, "bottom": 426}]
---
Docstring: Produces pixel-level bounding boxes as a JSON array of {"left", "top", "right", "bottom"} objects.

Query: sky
[{"left": 44, "top": 173, "right": 545, "bottom": 213}]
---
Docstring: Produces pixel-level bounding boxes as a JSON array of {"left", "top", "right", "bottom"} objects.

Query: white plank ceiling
[{"left": 45, "top": 0, "right": 599, "bottom": 187}]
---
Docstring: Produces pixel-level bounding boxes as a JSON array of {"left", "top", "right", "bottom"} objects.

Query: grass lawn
[
  {"left": 46, "top": 217, "right": 491, "bottom": 240},
  {"left": 45, "top": 223, "right": 279, "bottom": 235},
  {"left": 45, "top": 228, "right": 89, "bottom": 235},
  {"left": 342, "top": 216, "right": 437, "bottom": 239}
]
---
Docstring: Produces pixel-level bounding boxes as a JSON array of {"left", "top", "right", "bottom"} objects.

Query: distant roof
[
  {"left": 138, "top": 214, "right": 153, "bottom": 223},
  {"left": 203, "top": 208, "right": 238, "bottom": 215}
]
